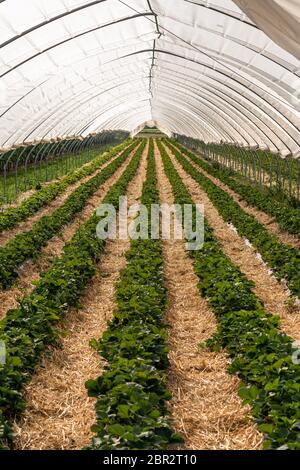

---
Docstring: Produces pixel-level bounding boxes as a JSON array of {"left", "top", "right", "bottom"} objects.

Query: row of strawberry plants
[
  {"left": 0, "top": 141, "right": 139, "bottom": 290},
  {"left": 85, "top": 139, "right": 182, "bottom": 450},
  {"left": 157, "top": 140, "right": 300, "bottom": 450},
  {"left": 0, "top": 140, "right": 146, "bottom": 449},
  {"left": 0, "top": 139, "right": 131, "bottom": 233},
  {"left": 165, "top": 140, "right": 300, "bottom": 299},
  {"left": 172, "top": 140, "right": 300, "bottom": 238}
]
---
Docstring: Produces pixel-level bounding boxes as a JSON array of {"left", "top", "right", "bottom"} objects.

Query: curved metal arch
[
  {"left": 5, "top": 45, "right": 298, "bottom": 150},
  {"left": 33, "top": 80, "right": 150, "bottom": 142},
  {"left": 0, "top": 78, "right": 50, "bottom": 120},
  {"left": 153, "top": 83, "right": 254, "bottom": 146},
  {"left": 102, "top": 100, "right": 210, "bottom": 139},
  {"left": 159, "top": 59, "right": 300, "bottom": 150},
  {"left": 57, "top": 48, "right": 300, "bottom": 146},
  {"left": 160, "top": 34, "right": 298, "bottom": 107},
  {"left": 0, "top": 1, "right": 109, "bottom": 50},
  {"left": 24, "top": 76, "right": 150, "bottom": 142},
  {"left": 6, "top": 45, "right": 298, "bottom": 149},
  {"left": 151, "top": 100, "right": 230, "bottom": 142},
  {"left": 0, "top": 12, "right": 154, "bottom": 79},
  {"left": 157, "top": 55, "right": 298, "bottom": 132},
  {"left": 87, "top": 105, "right": 153, "bottom": 135},
  {"left": 154, "top": 76, "right": 264, "bottom": 146},
  {"left": 124, "top": 102, "right": 217, "bottom": 139},
  {"left": 3, "top": 42, "right": 298, "bottom": 149},
  {"left": 34, "top": 66, "right": 153, "bottom": 140},
  {"left": 75, "top": 95, "right": 152, "bottom": 135},
  {"left": 153, "top": 50, "right": 300, "bottom": 146},
  {"left": 156, "top": 37, "right": 300, "bottom": 122},
  {"left": 0, "top": 39, "right": 152, "bottom": 120},
  {"left": 80, "top": 90, "right": 223, "bottom": 142},
  {"left": 154, "top": 68, "right": 284, "bottom": 152},
  {"left": 151, "top": 92, "right": 245, "bottom": 144},
  {"left": 1, "top": 1, "right": 296, "bottom": 123},
  {"left": 156, "top": 111, "right": 205, "bottom": 139},
  {"left": 157, "top": 82, "right": 265, "bottom": 148},
  {"left": 9, "top": 50, "right": 283, "bottom": 152},
  {"left": 99, "top": 101, "right": 219, "bottom": 142},
  {"left": 0, "top": 0, "right": 299, "bottom": 154},
  {"left": 149, "top": 108, "right": 218, "bottom": 141},
  {"left": 2, "top": 54, "right": 296, "bottom": 152},
  {"left": 15, "top": 73, "right": 268, "bottom": 149},
  {"left": 155, "top": 64, "right": 285, "bottom": 151},
  {"left": 162, "top": 8, "right": 298, "bottom": 77},
  {"left": 18, "top": 54, "right": 276, "bottom": 151},
  {"left": 158, "top": 66, "right": 286, "bottom": 151},
  {"left": 146, "top": 109, "right": 216, "bottom": 140},
  {"left": 2, "top": 65, "right": 148, "bottom": 145},
  {"left": 183, "top": 0, "right": 257, "bottom": 28},
  {"left": 93, "top": 105, "right": 217, "bottom": 141},
  {"left": 195, "top": 82, "right": 288, "bottom": 152},
  {"left": 151, "top": 114, "right": 200, "bottom": 139},
  {"left": 57, "top": 85, "right": 232, "bottom": 144},
  {"left": 0, "top": 55, "right": 152, "bottom": 143},
  {"left": 124, "top": 0, "right": 300, "bottom": 109},
  {"left": 1, "top": 53, "right": 153, "bottom": 145},
  {"left": 114, "top": 48, "right": 300, "bottom": 139},
  {"left": 40, "top": 82, "right": 148, "bottom": 138},
  {"left": 69, "top": 98, "right": 150, "bottom": 136},
  {"left": 153, "top": 94, "right": 235, "bottom": 142}
]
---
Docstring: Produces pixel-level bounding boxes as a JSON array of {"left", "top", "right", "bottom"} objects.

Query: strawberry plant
[
  {"left": 86, "top": 140, "right": 182, "bottom": 450},
  {"left": 0, "top": 141, "right": 139, "bottom": 290},
  {"left": 172, "top": 140, "right": 300, "bottom": 238},
  {"left": 165, "top": 140, "right": 300, "bottom": 300},
  {"left": 0, "top": 140, "right": 131, "bottom": 233},
  {"left": 158, "top": 140, "right": 300, "bottom": 450},
  {"left": 0, "top": 141, "right": 146, "bottom": 449}
]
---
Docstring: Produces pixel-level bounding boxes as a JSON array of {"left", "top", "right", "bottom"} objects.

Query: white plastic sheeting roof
[
  {"left": 234, "top": 0, "right": 300, "bottom": 62},
  {"left": 0, "top": 0, "right": 299, "bottom": 156}
]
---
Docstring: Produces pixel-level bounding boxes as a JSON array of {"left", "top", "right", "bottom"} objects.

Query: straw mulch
[
  {"left": 0, "top": 156, "right": 118, "bottom": 246},
  {"left": 12, "top": 145, "right": 149, "bottom": 450},
  {"left": 167, "top": 148, "right": 300, "bottom": 342},
  {"left": 155, "top": 144, "right": 263, "bottom": 450},
  {"left": 187, "top": 154, "right": 300, "bottom": 250},
  {"left": 0, "top": 150, "right": 136, "bottom": 321}
]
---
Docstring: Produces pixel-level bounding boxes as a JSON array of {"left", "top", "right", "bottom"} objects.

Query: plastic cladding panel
[
  {"left": 0, "top": 0, "right": 299, "bottom": 156},
  {"left": 234, "top": 0, "right": 300, "bottom": 61}
]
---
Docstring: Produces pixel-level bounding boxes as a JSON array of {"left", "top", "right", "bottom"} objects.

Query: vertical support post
[
  {"left": 45, "top": 142, "right": 54, "bottom": 182},
  {"left": 24, "top": 145, "right": 36, "bottom": 191},
  {"left": 15, "top": 146, "right": 28, "bottom": 198},
  {"left": 36, "top": 143, "right": 49, "bottom": 185},
  {"left": 297, "top": 159, "right": 300, "bottom": 201},
  {"left": 43, "top": 143, "right": 52, "bottom": 182},
  {"left": 277, "top": 155, "right": 282, "bottom": 192},
  {"left": 288, "top": 158, "right": 293, "bottom": 199},
  {"left": 52, "top": 141, "right": 62, "bottom": 180},
  {"left": 258, "top": 151, "right": 263, "bottom": 187},
  {"left": 269, "top": 153, "right": 273, "bottom": 191},
  {"left": 33, "top": 144, "right": 41, "bottom": 183},
  {"left": 0, "top": 152, "right": 6, "bottom": 206},
  {"left": 3, "top": 150, "right": 18, "bottom": 203},
  {"left": 241, "top": 148, "right": 248, "bottom": 178}
]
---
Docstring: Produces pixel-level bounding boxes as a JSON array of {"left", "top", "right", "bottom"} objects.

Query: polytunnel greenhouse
[{"left": 0, "top": 0, "right": 300, "bottom": 456}]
